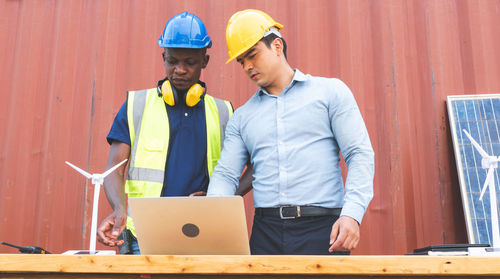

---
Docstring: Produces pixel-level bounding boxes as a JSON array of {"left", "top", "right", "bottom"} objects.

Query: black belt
[{"left": 255, "top": 206, "right": 341, "bottom": 220}]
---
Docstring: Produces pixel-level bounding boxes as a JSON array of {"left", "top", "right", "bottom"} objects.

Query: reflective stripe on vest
[
  {"left": 205, "top": 95, "right": 233, "bottom": 176},
  {"left": 125, "top": 88, "right": 232, "bottom": 236},
  {"left": 126, "top": 89, "right": 168, "bottom": 199}
]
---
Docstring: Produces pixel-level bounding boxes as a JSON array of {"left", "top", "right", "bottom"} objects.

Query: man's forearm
[
  {"left": 103, "top": 141, "right": 130, "bottom": 212},
  {"left": 235, "top": 164, "right": 253, "bottom": 196},
  {"left": 342, "top": 147, "right": 375, "bottom": 224},
  {"left": 103, "top": 173, "right": 126, "bottom": 212}
]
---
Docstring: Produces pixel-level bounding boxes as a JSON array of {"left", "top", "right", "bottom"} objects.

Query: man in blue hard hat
[{"left": 97, "top": 12, "right": 252, "bottom": 254}]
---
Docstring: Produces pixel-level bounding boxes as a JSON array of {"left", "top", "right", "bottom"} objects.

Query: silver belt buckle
[{"left": 279, "top": 206, "right": 301, "bottom": 219}]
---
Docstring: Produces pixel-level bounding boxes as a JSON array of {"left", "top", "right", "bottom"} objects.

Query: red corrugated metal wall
[{"left": 1, "top": 0, "right": 499, "bottom": 255}]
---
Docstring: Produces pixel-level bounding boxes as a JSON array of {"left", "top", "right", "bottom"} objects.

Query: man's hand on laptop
[
  {"left": 97, "top": 210, "right": 126, "bottom": 247},
  {"left": 189, "top": 191, "right": 207, "bottom": 197}
]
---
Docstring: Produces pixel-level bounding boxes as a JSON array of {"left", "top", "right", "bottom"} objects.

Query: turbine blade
[
  {"left": 463, "top": 129, "right": 489, "bottom": 158},
  {"left": 101, "top": 159, "right": 128, "bottom": 178},
  {"left": 479, "top": 167, "right": 494, "bottom": 201},
  {"left": 65, "top": 161, "right": 92, "bottom": 179}
]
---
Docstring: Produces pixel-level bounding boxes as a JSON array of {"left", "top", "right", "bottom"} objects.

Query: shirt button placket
[{"left": 276, "top": 95, "right": 287, "bottom": 204}]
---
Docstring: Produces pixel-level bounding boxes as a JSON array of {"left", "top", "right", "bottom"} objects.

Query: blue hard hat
[{"left": 158, "top": 12, "right": 212, "bottom": 48}]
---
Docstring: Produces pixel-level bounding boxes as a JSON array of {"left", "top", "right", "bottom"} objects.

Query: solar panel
[{"left": 447, "top": 94, "right": 500, "bottom": 245}]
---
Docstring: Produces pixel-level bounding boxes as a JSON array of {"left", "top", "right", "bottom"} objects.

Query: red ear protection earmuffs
[{"left": 157, "top": 78, "right": 206, "bottom": 107}]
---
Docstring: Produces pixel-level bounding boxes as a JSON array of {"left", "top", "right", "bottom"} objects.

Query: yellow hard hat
[{"left": 225, "top": 9, "right": 283, "bottom": 64}]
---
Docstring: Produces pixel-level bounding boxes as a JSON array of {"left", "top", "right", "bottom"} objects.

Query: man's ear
[
  {"left": 272, "top": 38, "right": 284, "bottom": 56},
  {"left": 202, "top": 54, "right": 210, "bottom": 69}
]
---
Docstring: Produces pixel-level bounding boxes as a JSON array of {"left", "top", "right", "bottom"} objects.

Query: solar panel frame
[{"left": 447, "top": 94, "right": 500, "bottom": 245}]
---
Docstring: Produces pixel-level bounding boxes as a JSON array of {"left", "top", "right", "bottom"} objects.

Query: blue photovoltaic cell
[{"left": 448, "top": 95, "right": 500, "bottom": 245}]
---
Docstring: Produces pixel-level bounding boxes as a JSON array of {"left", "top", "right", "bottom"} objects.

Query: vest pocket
[
  {"left": 136, "top": 138, "right": 166, "bottom": 169},
  {"left": 126, "top": 181, "right": 163, "bottom": 198},
  {"left": 126, "top": 181, "right": 146, "bottom": 197},
  {"left": 144, "top": 138, "right": 164, "bottom": 152}
]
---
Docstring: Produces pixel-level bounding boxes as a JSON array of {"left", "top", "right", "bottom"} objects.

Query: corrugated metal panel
[{"left": 1, "top": 0, "right": 499, "bottom": 255}]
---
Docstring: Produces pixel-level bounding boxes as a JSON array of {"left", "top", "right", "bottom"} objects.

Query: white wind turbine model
[
  {"left": 463, "top": 129, "right": 500, "bottom": 255},
  {"left": 65, "top": 159, "right": 128, "bottom": 255}
]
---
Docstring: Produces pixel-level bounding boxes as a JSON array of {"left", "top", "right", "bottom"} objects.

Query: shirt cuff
[
  {"left": 207, "top": 182, "right": 236, "bottom": 196},
  {"left": 340, "top": 202, "right": 366, "bottom": 224}
]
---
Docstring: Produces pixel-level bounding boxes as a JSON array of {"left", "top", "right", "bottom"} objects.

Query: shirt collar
[
  {"left": 293, "top": 68, "right": 307, "bottom": 82},
  {"left": 257, "top": 69, "right": 307, "bottom": 96}
]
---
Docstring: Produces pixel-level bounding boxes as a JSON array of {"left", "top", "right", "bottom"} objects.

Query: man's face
[
  {"left": 163, "top": 48, "right": 209, "bottom": 91},
  {"left": 236, "top": 40, "right": 281, "bottom": 89}
]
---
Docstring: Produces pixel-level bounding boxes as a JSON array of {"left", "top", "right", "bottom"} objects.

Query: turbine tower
[{"left": 65, "top": 159, "right": 128, "bottom": 254}]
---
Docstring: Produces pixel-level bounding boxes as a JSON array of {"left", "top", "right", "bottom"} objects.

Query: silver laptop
[{"left": 128, "top": 196, "right": 250, "bottom": 255}]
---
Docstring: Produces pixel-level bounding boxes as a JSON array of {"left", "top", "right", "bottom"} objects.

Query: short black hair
[
  {"left": 162, "top": 47, "right": 207, "bottom": 58},
  {"left": 261, "top": 34, "right": 287, "bottom": 59}
]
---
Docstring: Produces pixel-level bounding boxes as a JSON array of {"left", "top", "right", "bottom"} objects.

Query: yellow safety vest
[{"left": 125, "top": 88, "right": 233, "bottom": 236}]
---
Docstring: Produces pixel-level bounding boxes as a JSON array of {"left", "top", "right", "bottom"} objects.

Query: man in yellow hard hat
[{"left": 208, "top": 9, "right": 374, "bottom": 255}]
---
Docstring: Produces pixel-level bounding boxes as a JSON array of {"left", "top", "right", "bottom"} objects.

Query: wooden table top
[{"left": 0, "top": 254, "right": 499, "bottom": 277}]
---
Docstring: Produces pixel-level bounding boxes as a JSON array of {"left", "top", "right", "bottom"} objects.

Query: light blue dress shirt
[{"left": 207, "top": 69, "right": 374, "bottom": 223}]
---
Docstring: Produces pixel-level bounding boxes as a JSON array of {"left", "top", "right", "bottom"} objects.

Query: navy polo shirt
[{"left": 107, "top": 95, "right": 208, "bottom": 196}]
